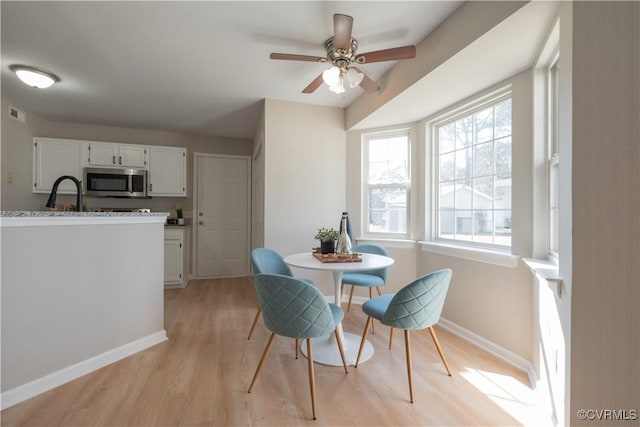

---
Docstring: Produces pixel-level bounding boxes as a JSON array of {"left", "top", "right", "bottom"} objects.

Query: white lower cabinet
[{"left": 164, "top": 227, "right": 189, "bottom": 288}]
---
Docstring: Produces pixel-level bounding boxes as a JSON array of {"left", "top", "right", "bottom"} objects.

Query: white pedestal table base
[{"left": 299, "top": 332, "right": 373, "bottom": 366}]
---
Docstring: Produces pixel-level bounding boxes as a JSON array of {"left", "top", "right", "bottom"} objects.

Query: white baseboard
[
  {"left": 1, "top": 330, "right": 168, "bottom": 410},
  {"left": 438, "top": 318, "right": 536, "bottom": 382}
]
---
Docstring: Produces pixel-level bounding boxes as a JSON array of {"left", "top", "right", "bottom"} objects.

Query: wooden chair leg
[
  {"left": 428, "top": 326, "right": 452, "bottom": 376},
  {"left": 334, "top": 329, "right": 348, "bottom": 374},
  {"left": 404, "top": 329, "right": 414, "bottom": 403},
  {"left": 295, "top": 338, "right": 299, "bottom": 359},
  {"left": 376, "top": 286, "right": 382, "bottom": 296},
  {"left": 248, "top": 332, "right": 276, "bottom": 393},
  {"left": 354, "top": 317, "right": 372, "bottom": 367},
  {"left": 369, "top": 288, "right": 375, "bottom": 333},
  {"left": 340, "top": 283, "right": 344, "bottom": 302},
  {"left": 306, "top": 338, "right": 317, "bottom": 420},
  {"left": 388, "top": 327, "right": 394, "bottom": 350},
  {"left": 347, "top": 285, "right": 355, "bottom": 312},
  {"left": 247, "top": 307, "right": 261, "bottom": 340}
]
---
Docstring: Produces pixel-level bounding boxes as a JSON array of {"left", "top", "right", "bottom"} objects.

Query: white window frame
[
  {"left": 548, "top": 53, "right": 560, "bottom": 260},
  {"left": 362, "top": 128, "right": 411, "bottom": 239},
  {"left": 430, "top": 89, "right": 513, "bottom": 251}
]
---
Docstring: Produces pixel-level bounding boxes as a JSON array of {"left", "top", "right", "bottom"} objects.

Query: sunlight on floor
[{"left": 460, "top": 367, "right": 553, "bottom": 427}]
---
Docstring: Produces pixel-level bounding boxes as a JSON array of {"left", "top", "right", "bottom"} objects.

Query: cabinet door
[
  {"left": 33, "top": 138, "right": 83, "bottom": 193},
  {"left": 87, "top": 142, "right": 118, "bottom": 166},
  {"left": 149, "top": 147, "right": 187, "bottom": 196},
  {"left": 119, "top": 145, "right": 147, "bottom": 168},
  {"left": 164, "top": 239, "right": 183, "bottom": 284}
]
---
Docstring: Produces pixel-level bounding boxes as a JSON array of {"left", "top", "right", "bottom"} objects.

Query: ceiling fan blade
[
  {"left": 333, "top": 14, "right": 353, "bottom": 51},
  {"left": 302, "top": 73, "right": 325, "bottom": 94},
  {"left": 270, "top": 53, "right": 327, "bottom": 63},
  {"left": 355, "top": 45, "right": 416, "bottom": 64},
  {"left": 352, "top": 67, "right": 379, "bottom": 93}
]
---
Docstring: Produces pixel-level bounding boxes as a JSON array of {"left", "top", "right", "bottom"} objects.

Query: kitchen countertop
[
  {"left": 1, "top": 210, "right": 168, "bottom": 217},
  {"left": 0, "top": 211, "right": 169, "bottom": 227}
]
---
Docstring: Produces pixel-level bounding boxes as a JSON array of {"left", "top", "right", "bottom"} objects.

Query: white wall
[
  {"left": 263, "top": 99, "right": 345, "bottom": 294},
  {"left": 1, "top": 217, "right": 166, "bottom": 406},
  {"left": 569, "top": 2, "right": 640, "bottom": 424},
  {"left": 1, "top": 98, "right": 252, "bottom": 215}
]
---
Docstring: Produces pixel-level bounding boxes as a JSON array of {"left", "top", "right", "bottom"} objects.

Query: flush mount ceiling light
[{"left": 9, "top": 64, "right": 59, "bottom": 89}]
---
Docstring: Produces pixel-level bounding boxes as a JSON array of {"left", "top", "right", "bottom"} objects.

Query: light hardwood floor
[{"left": 1, "top": 277, "right": 548, "bottom": 426}]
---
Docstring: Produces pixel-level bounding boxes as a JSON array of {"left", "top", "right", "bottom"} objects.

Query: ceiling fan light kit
[
  {"left": 269, "top": 13, "right": 416, "bottom": 95},
  {"left": 9, "top": 64, "right": 59, "bottom": 89}
]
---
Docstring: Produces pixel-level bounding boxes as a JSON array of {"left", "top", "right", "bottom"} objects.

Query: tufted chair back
[
  {"left": 253, "top": 273, "right": 336, "bottom": 339},
  {"left": 381, "top": 268, "right": 452, "bottom": 330}
]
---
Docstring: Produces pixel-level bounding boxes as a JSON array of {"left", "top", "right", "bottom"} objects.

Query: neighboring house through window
[
  {"left": 363, "top": 129, "right": 410, "bottom": 238},
  {"left": 433, "top": 91, "right": 513, "bottom": 250}
]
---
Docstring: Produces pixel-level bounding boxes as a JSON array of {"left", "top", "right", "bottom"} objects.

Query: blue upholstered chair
[
  {"left": 341, "top": 244, "right": 390, "bottom": 312},
  {"left": 247, "top": 273, "right": 348, "bottom": 420},
  {"left": 354, "top": 269, "right": 453, "bottom": 403},
  {"left": 248, "top": 248, "right": 314, "bottom": 346}
]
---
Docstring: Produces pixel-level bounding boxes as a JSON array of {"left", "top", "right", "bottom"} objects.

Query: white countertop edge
[{"left": 1, "top": 215, "right": 168, "bottom": 227}]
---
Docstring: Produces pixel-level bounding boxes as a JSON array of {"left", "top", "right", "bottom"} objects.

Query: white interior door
[{"left": 195, "top": 154, "right": 250, "bottom": 278}]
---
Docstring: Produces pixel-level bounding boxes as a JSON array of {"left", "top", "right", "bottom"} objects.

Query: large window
[
  {"left": 364, "top": 130, "right": 410, "bottom": 237},
  {"left": 548, "top": 56, "right": 560, "bottom": 257},
  {"left": 434, "top": 94, "right": 512, "bottom": 249}
]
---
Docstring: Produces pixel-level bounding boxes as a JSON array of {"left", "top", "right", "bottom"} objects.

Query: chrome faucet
[{"left": 45, "top": 175, "right": 84, "bottom": 212}]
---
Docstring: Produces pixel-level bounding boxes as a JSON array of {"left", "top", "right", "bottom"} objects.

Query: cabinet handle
[
  {"left": 198, "top": 212, "right": 203, "bottom": 216},
  {"left": 150, "top": 183, "right": 153, "bottom": 191},
  {"left": 112, "top": 155, "right": 116, "bottom": 164},
  {"left": 199, "top": 221, "right": 204, "bottom": 226},
  {"left": 119, "top": 156, "right": 122, "bottom": 164}
]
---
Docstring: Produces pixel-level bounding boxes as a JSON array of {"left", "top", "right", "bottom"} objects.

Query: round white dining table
[{"left": 284, "top": 252, "right": 395, "bottom": 366}]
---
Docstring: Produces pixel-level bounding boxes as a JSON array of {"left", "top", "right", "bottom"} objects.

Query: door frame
[{"left": 192, "top": 152, "right": 252, "bottom": 278}]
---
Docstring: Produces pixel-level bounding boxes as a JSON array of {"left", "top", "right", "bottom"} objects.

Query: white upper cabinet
[
  {"left": 148, "top": 146, "right": 187, "bottom": 197},
  {"left": 33, "top": 138, "right": 83, "bottom": 194},
  {"left": 87, "top": 142, "right": 147, "bottom": 168},
  {"left": 34, "top": 138, "right": 187, "bottom": 197}
]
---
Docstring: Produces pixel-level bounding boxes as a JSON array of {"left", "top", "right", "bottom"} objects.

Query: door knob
[
  {"left": 199, "top": 212, "right": 204, "bottom": 216},
  {"left": 199, "top": 221, "right": 204, "bottom": 226}
]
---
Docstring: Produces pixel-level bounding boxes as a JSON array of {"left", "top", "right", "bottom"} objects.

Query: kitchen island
[{"left": 0, "top": 211, "right": 168, "bottom": 409}]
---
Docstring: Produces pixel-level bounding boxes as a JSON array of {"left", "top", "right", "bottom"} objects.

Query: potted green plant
[
  {"left": 315, "top": 227, "right": 339, "bottom": 254},
  {"left": 176, "top": 208, "right": 184, "bottom": 225}
]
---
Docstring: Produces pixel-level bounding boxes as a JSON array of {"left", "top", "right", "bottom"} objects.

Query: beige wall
[
  {"left": 1, "top": 98, "right": 252, "bottom": 215},
  {"left": 262, "top": 99, "right": 346, "bottom": 294},
  {"left": 570, "top": 1, "right": 640, "bottom": 424}
]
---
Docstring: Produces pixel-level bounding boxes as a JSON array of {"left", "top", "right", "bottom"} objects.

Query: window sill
[
  {"left": 522, "top": 257, "right": 563, "bottom": 297},
  {"left": 419, "top": 241, "right": 519, "bottom": 268}
]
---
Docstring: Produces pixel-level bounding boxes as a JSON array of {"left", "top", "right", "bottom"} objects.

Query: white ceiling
[{"left": 1, "top": 1, "right": 463, "bottom": 140}]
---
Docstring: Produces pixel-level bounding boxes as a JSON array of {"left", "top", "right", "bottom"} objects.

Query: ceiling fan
[{"left": 269, "top": 13, "right": 416, "bottom": 94}]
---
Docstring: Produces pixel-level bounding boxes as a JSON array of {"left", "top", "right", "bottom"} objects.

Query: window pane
[
  {"left": 473, "top": 176, "right": 494, "bottom": 208},
  {"left": 495, "top": 209, "right": 512, "bottom": 247},
  {"left": 455, "top": 210, "right": 473, "bottom": 238},
  {"left": 495, "top": 99, "right": 512, "bottom": 138},
  {"left": 368, "top": 187, "right": 407, "bottom": 233},
  {"left": 495, "top": 137, "right": 512, "bottom": 179},
  {"left": 495, "top": 177, "right": 511, "bottom": 210},
  {"left": 455, "top": 116, "right": 473, "bottom": 149},
  {"left": 454, "top": 181, "right": 472, "bottom": 210},
  {"left": 439, "top": 152, "right": 454, "bottom": 182},
  {"left": 455, "top": 147, "right": 472, "bottom": 181},
  {"left": 473, "top": 142, "right": 493, "bottom": 177},
  {"left": 475, "top": 107, "right": 494, "bottom": 143},
  {"left": 439, "top": 123, "right": 455, "bottom": 154},
  {"left": 473, "top": 210, "right": 494, "bottom": 238},
  {"left": 439, "top": 183, "right": 454, "bottom": 209},
  {"left": 368, "top": 135, "right": 409, "bottom": 184},
  {"left": 439, "top": 209, "right": 455, "bottom": 239}
]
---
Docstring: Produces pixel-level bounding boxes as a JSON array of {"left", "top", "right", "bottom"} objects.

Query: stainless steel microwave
[{"left": 83, "top": 167, "right": 148, "bottom": 198}]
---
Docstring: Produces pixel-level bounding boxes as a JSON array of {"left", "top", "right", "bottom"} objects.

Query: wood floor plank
[{"left": 1, "top": 277, "right": 543, "bottom": 426}]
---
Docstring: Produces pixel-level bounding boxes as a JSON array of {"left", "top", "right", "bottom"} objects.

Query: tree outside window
[{"left": 435, "top": 96, "right": 512, "bottom": 248}]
